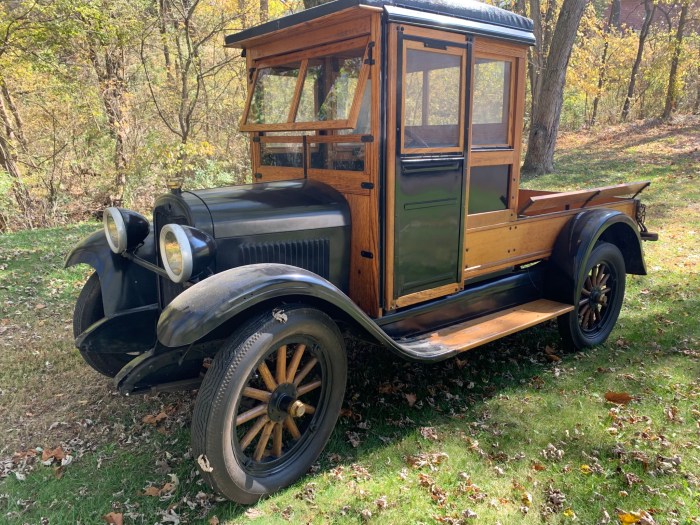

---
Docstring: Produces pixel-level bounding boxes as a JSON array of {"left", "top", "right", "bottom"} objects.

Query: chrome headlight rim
[
  {"left": 103, "top": 207, "right": 128, "bottom": 254},
  {"left": 159, "top": 223, "right": 193, "bottom": 284}
]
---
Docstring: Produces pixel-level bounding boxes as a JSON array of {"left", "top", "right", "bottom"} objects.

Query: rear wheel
[
  {"left": 558, "top": 242, "right": 626, "bottom": 350},
  {"left": 191, "top": 306, "right": 346, "bottom": 504},
  {"left": 73, "top": 272, "right": 135, "bottom": 377}
]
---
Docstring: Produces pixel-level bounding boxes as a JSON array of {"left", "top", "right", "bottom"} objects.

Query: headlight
[
  {"left": 159, "top": 224, "right": 215, "bottom": 283},
  {"left": 103, "top": 207, "right": 149, "bottom": 254}
]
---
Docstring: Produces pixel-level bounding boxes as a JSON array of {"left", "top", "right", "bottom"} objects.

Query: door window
[{"left": 401, "top": 43, "right": 465, "bottom": 153}]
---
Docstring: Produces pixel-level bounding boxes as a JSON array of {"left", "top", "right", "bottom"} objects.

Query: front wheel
[
  {"left": 191, "top": 306, "right": 347, "bottom": 504},
  {"left": 558, "top": 242, "right": 626, "bottom": 350},
  {"left": 73, "top": 272, "right": 137, "bottom": 377}
]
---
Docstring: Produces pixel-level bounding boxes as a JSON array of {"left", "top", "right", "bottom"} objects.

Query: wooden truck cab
[{"left": 226, "top": 0, "right": 652, "bottom": 319}]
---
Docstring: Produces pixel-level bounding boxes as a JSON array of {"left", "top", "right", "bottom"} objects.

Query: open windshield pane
[
  {"left": 296, "top": 47, "right": 365, "bottom": 123},
  {"left": 247, "top": 62, "right": 301, "bottom": 125}
]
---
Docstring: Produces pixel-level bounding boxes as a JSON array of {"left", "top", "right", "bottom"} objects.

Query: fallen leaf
[
  {"left": 245, "top": 508, "right": 264, "bottom": 519},
  {"left": 102, "top": 512, "right": 123, "bottom": 525},
  {"left": 197, "top": 454, "right": 214, "bottom": 473},
  {"left": 605, "top": 392, "right": 632, "bottom": 405},
  {"left": 208, "top": 517, "right": 220, "bottom": 525},
  {"left": 405, "top": 393, "right": 417, "bottom": 407},
  {"left": 618, "top": 511, "right": 641, "bottom": 524},
  {"left": 143, "top": 486, "right": 160, "bottom": 497}
]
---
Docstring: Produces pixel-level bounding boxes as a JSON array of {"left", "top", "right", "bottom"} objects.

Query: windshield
[{"left": 242, "top": 40, "right": 369, "bottom": 131}]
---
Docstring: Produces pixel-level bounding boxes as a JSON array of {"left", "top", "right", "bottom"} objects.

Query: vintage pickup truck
[{"left": 66, "top": 0, "right": 656, "bottom": 503}]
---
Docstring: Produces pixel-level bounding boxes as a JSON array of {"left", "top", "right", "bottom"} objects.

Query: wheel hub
[{"left": 268, "top": 383, "right": 299, "bottom": 423}]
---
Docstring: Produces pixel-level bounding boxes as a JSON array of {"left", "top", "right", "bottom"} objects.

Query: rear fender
[
  {"left": 157, "top": 263, "right": 395, "bottom": 349},
  {"left": 547, "top": 209, "right": 646, "bottom": 304},
  {"left": 65, "top": 229, "right": 158, "bottom": 316}
]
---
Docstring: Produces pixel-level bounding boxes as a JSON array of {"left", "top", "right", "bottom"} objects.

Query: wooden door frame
[{"left": 384, "top": 24, "right": 471, "bottom": 311}]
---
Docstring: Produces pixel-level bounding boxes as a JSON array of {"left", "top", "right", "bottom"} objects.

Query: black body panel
[
  {"left": 380, "top": 265, "right": 544, "bottom": 337},
  {"left": 156, "top": 263, "right": 546, "bottom": 363},
  {"left": 547, "top": 209, "right": 646, "bottom": 305},
  {"left": 76, "top": 305, "right": 159, "bottom": 354},
  {"left": 64, "top": 230, "right": 158, "bottom": 316},
  {"left": 225, "top": 0, "right": 535, "bottom": 46},
  {"left": 151, "top": 180, "right": 352, "bottom": 308},
  {"left": 394, "top": 157, "right": 464, "bottom": 297}
]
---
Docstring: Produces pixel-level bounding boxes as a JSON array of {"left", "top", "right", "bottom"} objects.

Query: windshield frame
[{"left": 240, "top": 36, "right": 371, "bottom": 132}]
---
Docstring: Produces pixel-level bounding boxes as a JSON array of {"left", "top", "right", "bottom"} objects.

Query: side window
[
  {"left": 468, "top": 51, "right": 518, "bottom": 217},
  {"left": 402, "top": 45, "right": 464, "bottom": 152},
  {"left": 472, "top": 58, "right": 512, "bottom": 147}
]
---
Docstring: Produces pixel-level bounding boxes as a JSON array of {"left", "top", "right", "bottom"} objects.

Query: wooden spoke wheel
[
  {"left": 191, "top": 306, "right": 346, "bottom": 504},
  {"left": 234, "top": 341, "right": 325, "bottom": 474},
  {"left": 558, "top": 242, "right": 626, "bottom": 350}
]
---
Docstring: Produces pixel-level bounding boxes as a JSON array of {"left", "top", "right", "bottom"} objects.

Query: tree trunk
[
  {"left": 260, "top": 0, "right": 268, "bottom": 22},
  {"left": 88, "top": 43, "right": 129, "bottom": 206},
  {"left": 522, "top": 0, "right": 589, "bottom": 174},
  {"left": 694, "top": 48, "right": 700, "bottom": 115},
  {"left": 662, "top": 0, "right": 688, "bottom": 120},
  {"left": 621, "top": 0, "right": 654, "bottom": 121},
  {"left": 591, "top": 0, "right": 617, "bottom": 126},
  {"left": 0, "top": 132, "right": 33, "bottom": 227},
  {"left": 157, "top": 0, "right": 174, "bottom": 81}
]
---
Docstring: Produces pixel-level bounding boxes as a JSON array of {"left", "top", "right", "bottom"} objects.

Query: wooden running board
[{"left": 400, "top": 299, "right": 574, "bottom": 355}]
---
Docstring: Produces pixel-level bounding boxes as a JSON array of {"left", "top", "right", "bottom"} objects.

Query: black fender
[
  {"left": 546, "top": 209, "right": 646, "bottom": 305},
  {"left": 65, "top": 229, "right": 158, "bottom": 316},
  {"left": 156, "top": 263, "right": 452, "bottom": 359}
]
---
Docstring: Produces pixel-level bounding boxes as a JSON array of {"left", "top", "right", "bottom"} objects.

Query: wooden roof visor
[{"left": 225, "top": 0, "right": 536, "bottom": 50}]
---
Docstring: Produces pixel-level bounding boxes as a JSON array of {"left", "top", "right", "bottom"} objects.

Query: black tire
[
  {"left": 558, "top": 242, "right": 626, "bottom": 350},
  {"left": 73, "top": 272, "right": 134, "bottom": 378},
  {"left": 191, "top": 306, "right": 347, "bottom": 504}
]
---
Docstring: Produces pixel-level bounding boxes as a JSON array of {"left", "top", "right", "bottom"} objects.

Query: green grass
[{"left": 1, "top": 118, "right": 699, "bottom": 524}]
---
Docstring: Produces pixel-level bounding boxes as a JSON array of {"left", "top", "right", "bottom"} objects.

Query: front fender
[
  {"left": 65, "top": 229, "right": 158, "bottom": 316},
  {"left": 547, "top": 209, "right": 646, "bottom": 304},
  {"left": 157, "top": 264, "right": 374, "bottom": 347}
]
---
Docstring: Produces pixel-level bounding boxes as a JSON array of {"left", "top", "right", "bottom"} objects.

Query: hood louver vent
[{"left": 239, "top": 239, "right": 330, "bottom": 280}]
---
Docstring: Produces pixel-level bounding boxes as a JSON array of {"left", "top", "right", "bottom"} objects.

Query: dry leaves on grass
[
  {"left": 618, "top": 510, "right": 656, "bottom": 524},
  {"left": 406, "top": 452, "right": 449, "bottom": 470},
  {"left": 102, "top": 512, "right": 123, "bottom": 525},
  {"left": 605, "top": 392, "right": 633, "bottom": 405}
]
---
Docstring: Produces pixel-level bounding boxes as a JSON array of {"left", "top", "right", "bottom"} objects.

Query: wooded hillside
[{"left": 0, "top": 0, "right": 697, "bottom": 230}]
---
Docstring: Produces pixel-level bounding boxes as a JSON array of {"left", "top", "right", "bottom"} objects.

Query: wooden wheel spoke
[
  {"left": 579, "top": 303, "right": 590, "bottom": 318},
  {"left": 273, "top": 422, "right": 283, "bottom": 457},
  {"left": 579, "top": 297, "right": 589, "bottom": 307},
  {"left": 591, "top": 266, "right": 598, "bottom": 286},
  {"left": 284, "top": 416, "right": 301, "bottom": 439},
  {"left": 586, "top": 308, "right": 595, "bottom": 328},
  {"left": 599, "top": 273, "right": 610, "bottom": 287},
  {"left": 600, "top": 286, "right": 610, "bottom": 295},
  {"left": 584, "top": 276, "right": 592, "bottom": 292},
  {"left": 302, "top": 403, "right": 316, "bottom": 414},
  {"left": 258, "top": 362, "right": 277, "bottom": 391},
  {"left": 276, "top": 345, "right": 287, "bottom": 384},
  {"left": 581, "top": 288, "right": 591, "bottom": 296},
  {"left": 293, "top": 357, "right": 318, "bottom": 386},
  {"left": 297, "top": 379, "right": 322, "bottom": 397},
  {"left": 240, "top": 415, "right": 269, "bottom": 449},
  {"left": 243, "top": 387, "right": 271, "bottom": 402},
  {"left": 254, "top": 421, "right": 276, "bottom": 461},
  {"left": 286, "top": 344, "right": 306, "bottom": 383},
  {"left": 236, "top": 404, "right": 268, "bottom": 426}
]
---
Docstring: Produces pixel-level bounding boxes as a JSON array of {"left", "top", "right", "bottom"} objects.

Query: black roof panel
[{"left": 225, "top": 0, "right": 535, "bottom": 47}]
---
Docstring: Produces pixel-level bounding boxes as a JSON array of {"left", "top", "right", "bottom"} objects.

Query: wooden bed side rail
[{"left": 518, "top": 181, "right": 650, "bottom": 216}]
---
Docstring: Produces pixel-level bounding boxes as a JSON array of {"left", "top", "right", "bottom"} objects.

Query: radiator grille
[{"left": 239, "top": 239, "right": 330, "bottom": 279}]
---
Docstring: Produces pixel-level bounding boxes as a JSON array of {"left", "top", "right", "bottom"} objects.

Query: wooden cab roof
[{"left": 225, "top": 0, "right": 535, "bottom": 50}]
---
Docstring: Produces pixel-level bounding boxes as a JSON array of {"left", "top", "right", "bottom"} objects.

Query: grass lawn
[{"left": 1, "top": 117, "right": 698, "bottom": 524}]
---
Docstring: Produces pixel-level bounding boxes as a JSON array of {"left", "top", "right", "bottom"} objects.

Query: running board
[{"left": 399, "top": 299, "right": 574, "bottom": 355}]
